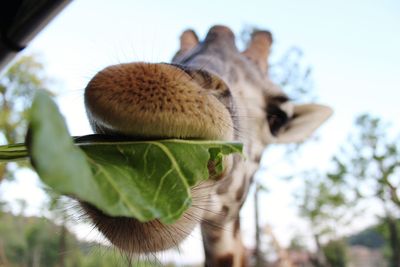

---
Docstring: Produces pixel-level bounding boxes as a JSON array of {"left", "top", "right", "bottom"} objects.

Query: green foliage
[
  {"left": 329, "top": 114, "right": 400, "bottom": 266},
  {"left": 295, "top": 171, "right": 351, "bottom": 265},
  {"left": 0, "top": 55, "right": 48, "bottom": 144},
  {"left": 329, "top": 114, "right": 400, "bottom": 207},
  {"left": 0, "top": 213, "right": 74, "bottom": 267},
  {"left": 0, "top": 212, "right": 163, "bottom": 267},
  {"left": 299, "top": 114, "right": 400, "bottom": 266},
  {"left": 347, "top": 220, "right": 399, "bottom": 249},
  {"left": 322, "top": 239, "right": 348, "bottom": 267},
  {"left": 288, "top": 234, "right": 306, "bottom": 251},
  {"left": 297, "top": 171, "right": 350, "bottom": 241},
  {"left": 299, "top": 114, "right": 400, "bottom": 231},
  {"left": 0, "top": 55, "right": 50, "bottom": 182}
]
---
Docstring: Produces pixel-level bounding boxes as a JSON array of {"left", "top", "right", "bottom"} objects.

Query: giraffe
[{"left": 82, "top": 25, "right": 332, "bottom": 266}]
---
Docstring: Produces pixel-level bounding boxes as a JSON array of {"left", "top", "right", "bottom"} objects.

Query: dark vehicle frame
[{"left": 0, "top": 0, "right": 71, "bottom": 71}]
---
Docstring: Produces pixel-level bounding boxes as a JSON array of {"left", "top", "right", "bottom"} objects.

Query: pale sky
[{"left": 1, "top": 0, "right": 400, "bottom": 264}]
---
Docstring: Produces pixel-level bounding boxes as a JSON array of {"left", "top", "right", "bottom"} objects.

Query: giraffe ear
[
  {"left": 242, "top": 30, "right": 273, "bottom": 74},
  {"left": 172, "top": 29, "right": 199, "bottom": 62},
  {"left": 275, "top": 104, "right": 333, "bottom": 144}
]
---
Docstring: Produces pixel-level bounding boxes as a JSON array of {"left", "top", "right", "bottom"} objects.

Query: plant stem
[{"left": 0, "top": 143, "right": 29, "bottom": 161}]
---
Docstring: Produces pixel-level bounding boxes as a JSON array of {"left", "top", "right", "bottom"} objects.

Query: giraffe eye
[{"left": 267, "top": 104, "right": 289, "bottom": 136}]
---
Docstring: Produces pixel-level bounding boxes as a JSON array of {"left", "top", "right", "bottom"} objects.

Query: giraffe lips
[
  {"left": 89, "top": 116, "right": 227, "bottom": 141},
  {"left": 80, "top": 200, "right": 200, "bottom": 253},
  {"left": 74, "top": 133, "right": 220, "bottom": 143}
]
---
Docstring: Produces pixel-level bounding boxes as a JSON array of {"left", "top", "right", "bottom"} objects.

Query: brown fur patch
[
  {"left": 241, "top": 251, "right": 249, "bottom": 267},
  {"left": 216, "top": 253, "right": 234, "bottom": 267},
  {"left": 205, "top": 231, "right": 221, "bottom": 244},
  {"left": 221, "top": 205, "right": 229, "bottom": 217},
  {"left": 235, "top": 178, "right": 247, "bottom": 201},
  {"left": 216, "top": 177, "right": 233, "bottom": 194},
  {"left": 201, "top": 221, "right": 222, "bottom": 243},
  {"left": 80, "top": 188, "right": 202, "bottom": 253},
  {"left": 233, "top": 216, "right": 240, "bottom": 237}
]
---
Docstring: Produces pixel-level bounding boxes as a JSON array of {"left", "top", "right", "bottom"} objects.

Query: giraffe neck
[
  {"left": 173, "top": 26, "right": 267, "bottom": 266},
  {"left": 199, "top": 158, "right": 257, "bottom": 267},
  {"left": 201, "top": 217, "right": 248, "bottom": 267}
]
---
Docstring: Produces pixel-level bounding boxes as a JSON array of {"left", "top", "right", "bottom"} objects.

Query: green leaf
[
  {"left": 27, "top": 91, "right": 102, "bottom": 210},
  {"left": 0, "top": 91, "right": 243, "bottom": 224},
  {"left": 76, "top": 138, "right": 242, "bottom": 224}
]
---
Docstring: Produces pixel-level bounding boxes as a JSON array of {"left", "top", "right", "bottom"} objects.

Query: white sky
[{"left": 1, "top": 0, "right": 400, "bottom": 264}]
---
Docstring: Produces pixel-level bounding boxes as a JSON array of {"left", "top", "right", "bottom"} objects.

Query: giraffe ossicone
[{"left": 83, "top": 25, "right": 332, "bottom": 266}]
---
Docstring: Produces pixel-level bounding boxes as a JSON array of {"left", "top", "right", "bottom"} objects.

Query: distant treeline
[{"left": 0, "top": 212, "right": 163, "bottom": 267}]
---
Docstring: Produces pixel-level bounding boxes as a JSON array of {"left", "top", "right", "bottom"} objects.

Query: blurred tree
[
  {"left": 0, "top": 56, "right": 76, "bottom": 267},
  {"left": 295, "top": 114, "right": 400, "bottom": 267},
  {"left": 327, "top": 114, "right": 400, "bottom": 267},
  {"left": 348, "top": 217, "right": 400, "bottom": 266},
  {"left": 254, "top": 183, "right": 269, "bottom": 267},
  {"left": 47, "top": 195, "right": 70, "bottom": 267},
  {"left": 322, "top": 239, "right": 348, "bottom": 267},
  {"left": 347, "top": 223, "right": 386, "bottom": 249},
  {"left": 296, "top": 170, "right": 352, "bottom": 267},
  {"left": 288, "top": 234, "right": 307, "bottom": 251},
  {"left": 0, "top": 54, "right": 50, "bottom": 182},
  {"left": 0, "top": 212, "right": 61, "bottom": 266},
  {"left": 0, "top": 212, "right": 166, "bottom": 267}
]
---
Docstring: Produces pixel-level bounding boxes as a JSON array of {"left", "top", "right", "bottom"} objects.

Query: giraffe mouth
[
  {"left": 76, "top": 126, "right": 232, "bottom": 253},
  {"left": 82, "top": 62, "right": 235, "bottom": 253}
]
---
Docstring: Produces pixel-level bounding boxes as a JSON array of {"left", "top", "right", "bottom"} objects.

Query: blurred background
[{"left": 0, "top": 0, "right": 399, "bottom": 266}]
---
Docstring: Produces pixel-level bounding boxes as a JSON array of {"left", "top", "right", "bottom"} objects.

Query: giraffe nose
[{"left": 84, "top": 62, "right": 232, "bottom": 139}]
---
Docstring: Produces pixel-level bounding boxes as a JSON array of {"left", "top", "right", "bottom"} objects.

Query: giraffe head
[{"left": 82, "top": 25, "right": 332, "bottom": 255}]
